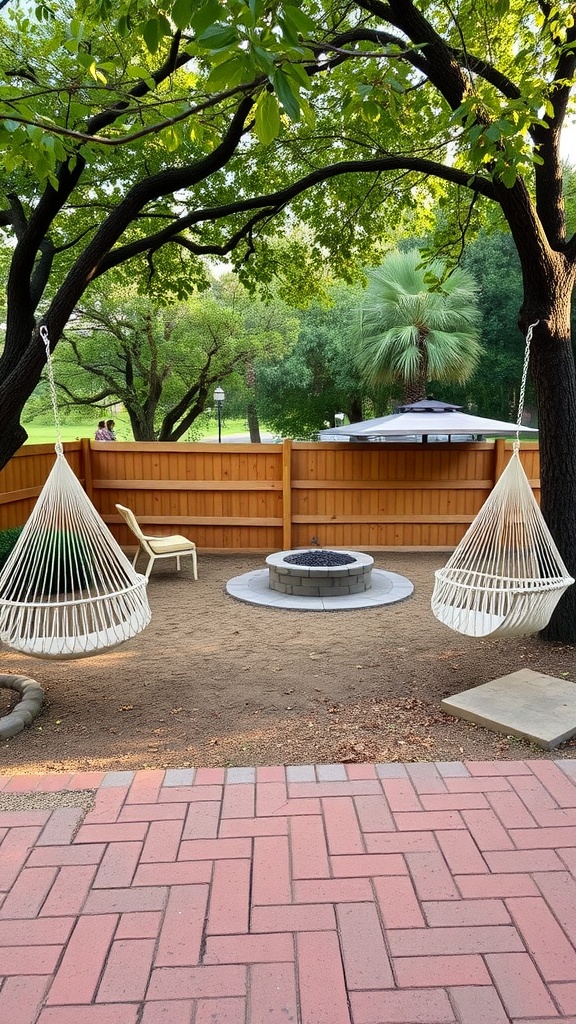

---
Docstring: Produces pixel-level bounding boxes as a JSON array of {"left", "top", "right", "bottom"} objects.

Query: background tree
[
  {"left": 212, "top": 274, "right": 300, "bottom": 442},
  {"left": 1, "top": 1, "right": 576, "bottom": 636},
  {"left": 257, "top": 284, "right": 393, "bottom": 438},
  {"left": 356, "top": 250, "right": 483, "bottom": 404},
  {"left": 460, "top": 231, "right": 530, "bottom": 420},
  {"left": 55, "top": 289, "right": 295, "bottom": 439}
]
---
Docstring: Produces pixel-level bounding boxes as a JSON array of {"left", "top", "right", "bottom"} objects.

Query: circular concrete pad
[{"left": 226, "top": 567, "right": 413, "bottom": 611}]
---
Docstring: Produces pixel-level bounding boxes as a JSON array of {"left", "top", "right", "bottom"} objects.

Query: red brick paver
[{"left": 1, "top": 760, "right": 576, "bottom": 1021}]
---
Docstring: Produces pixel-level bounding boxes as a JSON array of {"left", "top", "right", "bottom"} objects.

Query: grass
[{"left": 22, "top": 416, "right": 257, "bottom": 445}]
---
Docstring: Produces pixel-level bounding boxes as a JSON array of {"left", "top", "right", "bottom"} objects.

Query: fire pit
[
  {"left": 266, "top": 549, "right": 373, "bottom": 598},
  {"left": 226, "top": 549, "right": 413, "bottom": 611}
]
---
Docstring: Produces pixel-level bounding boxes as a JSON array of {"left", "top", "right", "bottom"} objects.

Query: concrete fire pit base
[{"left": 226, "top": 566, "right": 413, "bottom": 611}]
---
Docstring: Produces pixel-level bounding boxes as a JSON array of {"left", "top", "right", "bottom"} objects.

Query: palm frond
[{"left": 357, "top": 248, "right": 482, "bottom": 395}]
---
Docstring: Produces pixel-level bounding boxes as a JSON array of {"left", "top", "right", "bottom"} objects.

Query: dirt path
[{"left": 1, "top": 552, "right": 575, "bottom": 772}]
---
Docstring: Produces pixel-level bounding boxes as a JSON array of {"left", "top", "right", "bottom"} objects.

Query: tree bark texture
[{"left": 527, "top": 319, "right": 576, "bottom": 640}]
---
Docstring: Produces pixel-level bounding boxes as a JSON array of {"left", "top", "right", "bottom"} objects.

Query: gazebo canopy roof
[{"left": 320, "top": 399, "right": 537, "bottom": 440}]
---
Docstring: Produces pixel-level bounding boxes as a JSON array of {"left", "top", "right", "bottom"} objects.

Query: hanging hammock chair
[
  {"left": 431, "top": 322, "right": 574, "bottom": 639},
  {"left": 0, "top": 327, "right": 151, "bottom": 659}
]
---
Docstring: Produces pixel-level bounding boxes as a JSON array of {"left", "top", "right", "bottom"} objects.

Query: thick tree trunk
[
  {"left": 0, "top": 417, "right": 28, "bottom": 467},
  {"left": 527, "top": 315, "right": 576, "bottom": 642}
]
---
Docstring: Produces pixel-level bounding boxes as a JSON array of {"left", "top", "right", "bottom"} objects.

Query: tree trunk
[
  {"left": 0, "top": 417, "right": 28, "bottom": 467},
  {"left": 401, "top": 378, "right": 426, "bottom": 404},
  {"left": 247, "top": 401, "right": 262, "bottom": 443},
  {"left": 402, "top": 336, "right": 428, "bottom": 404},
  {"left": 349, "top": 397, "right": 363, "bottom": 422},
  {"left": 527, "top": 314, "right": 576, "bottom": 641}
]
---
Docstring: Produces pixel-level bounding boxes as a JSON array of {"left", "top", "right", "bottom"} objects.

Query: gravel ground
[{"left": 0, "top": 551, "right": 575, "bottom": 774}]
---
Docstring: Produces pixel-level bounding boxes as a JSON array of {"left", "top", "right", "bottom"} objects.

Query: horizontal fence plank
[
  {"left": 93, "top": 479, "right": 282, "bottom": 491},
  {"left": 106, "top": 514, "right": 283, "bottom": 527},
  {"left": 292, "top": 514, "right": 477, "bottom": 524},
  {"left": 0, "top": 486, "right": 42, "bottom": 505},
  {"left": 291, "top": 479, "right": 495, "bottom": 490}
]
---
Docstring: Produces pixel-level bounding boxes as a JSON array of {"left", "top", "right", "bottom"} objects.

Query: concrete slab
[
  {"left": 225, "top": 567, "right": 413, "bottom": 611},
  {"left": 441, "top": 668, "right": 576, "bottom": 749}
]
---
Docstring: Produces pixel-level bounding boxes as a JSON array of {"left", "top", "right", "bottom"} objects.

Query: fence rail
[{"left": 0, "top": 437, "right": 540, "bottom": 552}]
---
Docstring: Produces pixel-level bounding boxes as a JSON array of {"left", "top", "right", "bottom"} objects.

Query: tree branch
[{"left": 96, "top": 154, "right": 496, "bottom": 279}]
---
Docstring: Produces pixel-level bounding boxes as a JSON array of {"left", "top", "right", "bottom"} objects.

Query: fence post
[
  {"left": 282, "top": 437, "right": 292, "bottom": 551},
  {"left": 494, "top": 437, "right": 507, "bottom": 483},
  {"left": 81, "top": 437, "right": 94, "bottom": 502}
]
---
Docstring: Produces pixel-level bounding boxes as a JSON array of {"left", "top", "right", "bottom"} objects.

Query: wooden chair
[{"left": 115, "top": 504, "right": 198, "bottom": 580}]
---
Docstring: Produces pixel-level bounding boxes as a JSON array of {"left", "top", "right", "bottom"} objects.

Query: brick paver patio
[{"left": 1, "top": 760, "right": 576, "bottom": 1023}]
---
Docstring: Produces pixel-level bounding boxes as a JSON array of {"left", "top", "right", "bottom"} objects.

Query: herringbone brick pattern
[{"left": 1, "top": 760, "right": 576, "bottom": 1023}]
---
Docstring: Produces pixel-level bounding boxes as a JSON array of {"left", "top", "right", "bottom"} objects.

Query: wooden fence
[{"left": 0, "top": 437, "right": 540, "bottom": 552}]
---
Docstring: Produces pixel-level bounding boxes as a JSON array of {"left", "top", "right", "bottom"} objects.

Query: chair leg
[
  {"left": 176, "top": 555, "right": 181, "bottom": 571},
  {"left": 145, "top": 556, "right": 154, "bottom": 579},
  {"left": 132, "top": 548, "right": 140, "bottom": 569},
  {"left": 192, "top": 551, "right": 198, "bottom": 580}
]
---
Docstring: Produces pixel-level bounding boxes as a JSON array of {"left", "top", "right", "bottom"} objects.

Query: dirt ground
[{"left": 1, "top": 551, "right": 576, "bottom": 774}]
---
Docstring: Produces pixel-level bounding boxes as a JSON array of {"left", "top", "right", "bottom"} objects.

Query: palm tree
[{"left": 356, "top": 249, "right": 483, "bottom": 404}]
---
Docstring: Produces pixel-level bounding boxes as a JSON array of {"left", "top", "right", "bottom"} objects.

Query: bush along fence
[{"left": 0, "top": 438, "right": 540, "bottom": 553}]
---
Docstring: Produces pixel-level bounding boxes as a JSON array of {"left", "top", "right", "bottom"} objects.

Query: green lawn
[{"left": 22, "top": 416, "right": 253, "bottom": 444}]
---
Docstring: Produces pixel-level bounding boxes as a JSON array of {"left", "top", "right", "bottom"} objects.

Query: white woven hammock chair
[
  {"left": 0, "top": 327, "right": 151, "bottom": 659},
  {"left": 431, "top": 322, "right": 574, "bottom": 639}
]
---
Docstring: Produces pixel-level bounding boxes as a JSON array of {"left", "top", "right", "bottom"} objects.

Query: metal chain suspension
[
  {"left": 39, "top": 324, "right": 63, "bottom": 456},
  {"left": 514, "top": 320, "right": 539, "bottom": 455}
]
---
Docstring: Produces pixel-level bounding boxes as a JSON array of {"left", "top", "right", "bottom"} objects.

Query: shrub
[
  {"left": 0, "top": 527, "right": 93, "bottom": 595},
  {"left": 29, "top": 530, "right": 95, "bottom": 596},
  {"left": 0, "top": 526, "right": 24, "bottom": 573}
]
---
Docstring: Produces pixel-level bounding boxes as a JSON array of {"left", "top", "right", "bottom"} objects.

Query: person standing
[{"left": 106, "top": 419, "right": 116, "bottom": 440}]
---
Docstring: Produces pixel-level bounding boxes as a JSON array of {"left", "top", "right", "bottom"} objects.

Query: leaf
[
  {"left": 283, "top": 4, "right": 316, "bottom": 34},
  {"left": 117, "top": 13, "right": 132, "bottom": 35},
  {"left": 190, "top": 0, "right": 222, "bottom": 34},
  {"left": 88, "top": 61, "right": 107, "bottom": 85},
  {"left": 141, "top": 13, "right": 171, "bottom": 53},
  {"left": 500, "top": 165, "right": 517, "bottom": 187},
  {"left": 284, "top": 61, "right": 311, "bottom": 91},
  {"left": 278, "top": 16, "right": 300, "bottom": 48},
  {"left": 205, "top": 54, "right": 249, "bottom": 91},
  {"left": 484, "top": 123, "right": 501, "bottom": 142},
  {"left": 252, "top": 44, "right": 275, "bottom": 75},
  {"left": 272, "top": 68, "right": 300, "bottom": 121},
  {"left": 361, "top": 100, "right": 381, "bottom": 122},
  {"left": 162, "top": 126, "right": 181, "bottom": 152},
  {"left": 249, "top": 0, "right": 264, "bottom": 19},
  {"left": 198, "top": 24, "right": 239, "bottom": 51},
  {"left": 254, "top": 91, "right": 281, "bottom": 144},
  {"left": 125, "top": 65, "right": 155, "bottom": 85},
  {"left": 143, "top": 17, "right": 160, "bottom": 54},
  {"left": 171, "top": 0, "right": 192, "bottom": 31}
]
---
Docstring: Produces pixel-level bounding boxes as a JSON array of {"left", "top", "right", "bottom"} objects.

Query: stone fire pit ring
[{"left": 267, "top": 549, "right": 374, "bottom": 598}]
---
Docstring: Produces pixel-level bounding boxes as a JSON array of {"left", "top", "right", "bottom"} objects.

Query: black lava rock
[{"left": 284, "top": 550, "right": 355, "bottom": 567}]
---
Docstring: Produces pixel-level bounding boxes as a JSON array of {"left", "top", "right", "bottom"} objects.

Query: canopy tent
[{"left": 319, "top": 399, "right": 538, "bottom": 441}]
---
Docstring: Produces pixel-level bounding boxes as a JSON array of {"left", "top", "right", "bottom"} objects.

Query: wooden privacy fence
[{"left": 0, "top": 437, "right": 540, "bottom": 552}]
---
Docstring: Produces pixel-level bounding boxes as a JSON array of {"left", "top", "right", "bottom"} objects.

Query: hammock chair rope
[
  {"left": 431, "top": 321, "right": 574, "bottom": 638},
  {"left": 0, "top": 326, "right": 151, "bottom": 659}
]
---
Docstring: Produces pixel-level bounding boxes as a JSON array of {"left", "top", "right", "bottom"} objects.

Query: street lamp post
[{"left": 213, "top": 387, "right": 225, "bottom": 443}]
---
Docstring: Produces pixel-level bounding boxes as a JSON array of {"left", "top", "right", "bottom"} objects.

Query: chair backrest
[{"left": 116, "top": 504, "right": 148, "bottom": 547}]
